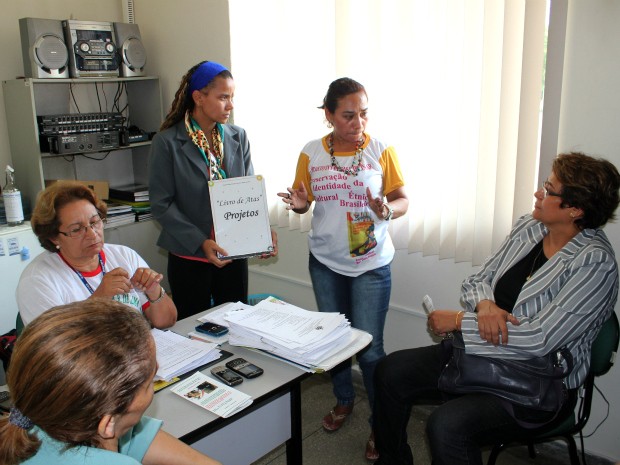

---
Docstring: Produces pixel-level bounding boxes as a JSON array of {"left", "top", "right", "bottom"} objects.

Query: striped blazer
[{"left": 460, "top": 214, "right": 618, "bottom": 389}]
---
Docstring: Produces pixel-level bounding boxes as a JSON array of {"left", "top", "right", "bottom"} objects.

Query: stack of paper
[
  {"left": 151, "top": 329, "right": 220, "bottom": 381},
  {"left": 171, "top": 371, "right": 253, "bottom": 418},
  {"left": 208, "top": 298, "right": 372, "bottom": 372}
]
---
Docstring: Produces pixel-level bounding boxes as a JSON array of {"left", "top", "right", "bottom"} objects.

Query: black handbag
[{"left": 438, "top": 333, "right": 572, "bottom": 412}]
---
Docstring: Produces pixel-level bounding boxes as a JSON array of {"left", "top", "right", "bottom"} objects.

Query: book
[
  {"left": 208, "top": 175, "right": 273, "bottom": 259},
  {"left": 109, "top": 183, "right": 150, "bottom": 202},
  {"left": 106, "top": 199, "right": 151, "bottom": 208}
]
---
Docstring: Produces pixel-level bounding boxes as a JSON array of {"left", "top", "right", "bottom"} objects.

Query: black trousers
[
  {"left": 167, "top": 253, "right": 248, "bottom": 320},
  {"left": 373, "top": 344, "right": 578, "bottom": 465}
]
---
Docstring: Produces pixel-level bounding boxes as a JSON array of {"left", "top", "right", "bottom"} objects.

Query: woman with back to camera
[
  {"left": 0, "top": 299, "right": 220, "bottom": 465},
  {"left": 372, "top": 152, "right": 620, "bottom": 465},
  {"left": 278, "top": 77, "right": 409, "bottom": 461},
  {"left": 149, "top": 60, "right": 277, "bottom": 320},
  {"left": 16, "top": 181, "right": 176, "bottom": 328}
]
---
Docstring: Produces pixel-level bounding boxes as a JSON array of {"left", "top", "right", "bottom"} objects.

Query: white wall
[
  {"left": 554, "top": 1, "right": 620, "bottom": 459},
  {"left": 0, "top": 0, "right": 619, "bottom": 461}
]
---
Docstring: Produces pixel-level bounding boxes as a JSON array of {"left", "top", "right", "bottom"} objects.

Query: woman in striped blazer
[{"left": 372, "top": 152, "right": 620, "bottom": 465}]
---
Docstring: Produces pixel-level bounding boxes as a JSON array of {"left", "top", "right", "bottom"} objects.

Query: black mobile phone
[
  {"left": 195, "top": 322, "right": 229, "bottom": 337},
  {"left": 0, "top": 391, "right": 11, "bottom": 413},
  {"left": 210, "top": 366, "right": 243, "bottom": 386},
  {"left": 226, "top": 357, "right": 264, "bottom": 379}
]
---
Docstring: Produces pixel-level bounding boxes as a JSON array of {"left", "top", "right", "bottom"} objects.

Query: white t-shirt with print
[
  {"left": 17, "top": 244, "right": 150, "bottom": 325},
  {"left": 293, "top": 133, "right": 405, "bottom": 277}
]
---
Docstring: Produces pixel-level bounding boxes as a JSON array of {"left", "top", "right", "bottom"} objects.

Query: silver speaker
[
  {"left": 113, "top": 22, "right": 147, "bottom": 77},
  {"left": 19, "top": 17, "right": 69, "bottom": 79}
]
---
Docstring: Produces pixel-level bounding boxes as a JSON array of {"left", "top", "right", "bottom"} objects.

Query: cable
[
  {"left": 82, "top": 151, "right": 112, "bottom": 161},
  {"left": 578, "top": 383, "right": 610, "bottom": 465},
  {"left": 69, "top": 84, "right": 81, "bottom": 113},
  {"left": 94, "top": 84, "right": 102, "bottom": 112}
]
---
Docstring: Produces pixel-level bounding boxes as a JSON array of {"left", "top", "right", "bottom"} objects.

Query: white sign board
[{"left": 208, "top": 175, "right": 273, "bottom": 259}]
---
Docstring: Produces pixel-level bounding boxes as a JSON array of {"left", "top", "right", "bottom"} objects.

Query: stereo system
[
  {"left": 63, "top": 19, "right": 119, "bottom": 77},
  {"left": 38, "top": 112, "right": 125, "bottom": 155},
  {"left": 19, "top": 18, "right": 69, "bottom": 79},
  {"left": 113, "top": 22, "right": 147, "bottom": 77},
  {"left": 19, "top": 17, "right": 147, "bottom": 79}
]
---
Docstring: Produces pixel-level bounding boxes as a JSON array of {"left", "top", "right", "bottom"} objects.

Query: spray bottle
[{"left": 3, "top": 165, "right": 24, "bottom": 226}]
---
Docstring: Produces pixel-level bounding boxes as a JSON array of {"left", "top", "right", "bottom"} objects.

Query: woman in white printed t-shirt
[{"left": 278, "top": 77, "right": 409, "bottom": 461}]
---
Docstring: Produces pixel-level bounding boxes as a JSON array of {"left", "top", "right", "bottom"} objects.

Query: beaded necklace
[{"left": 328, "top": 132, "right": 365, "bottom": 176}]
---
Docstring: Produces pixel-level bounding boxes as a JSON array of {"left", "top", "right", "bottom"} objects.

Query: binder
[{"left": 208, "top": 175, "right": 273, "bottom": 259}]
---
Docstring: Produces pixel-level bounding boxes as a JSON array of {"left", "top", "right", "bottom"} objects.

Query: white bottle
[{"left": 3, "top": 165, "right": 24, "bottom": 226}]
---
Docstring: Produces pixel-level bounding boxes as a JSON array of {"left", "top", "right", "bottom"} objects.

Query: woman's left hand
[
  {"left": 366, "top": 187, "right": 387, "bottom": 219},
  {"left": 258, "top": 229, "right": 278, "bottom": 259},
  {"left": 130, "top": 268, "right": 163, "bottom": 295},
  {"left": 476, "top": 300, "right": 520, "bottom": 345}
]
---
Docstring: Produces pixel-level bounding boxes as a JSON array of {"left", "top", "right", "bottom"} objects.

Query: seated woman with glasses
[
  {"left": 16, "top": 181, "right": 177, "bottom": 329},
  {"left": 373, "top": 152, "right": 620, "bottom": 465}
]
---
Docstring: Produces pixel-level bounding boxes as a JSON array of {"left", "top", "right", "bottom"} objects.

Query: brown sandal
[
  {"left": 322, "top": 404, "right": 354, "bottom": 431},
  {"left": 365, "top": 431, "right": 379, "bottom": 461}
]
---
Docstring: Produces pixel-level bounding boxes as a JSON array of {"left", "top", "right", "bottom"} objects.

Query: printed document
[
  {"left": 152, "top": 329, "right": 220, "bottom": 381},
  {"left": 171, "top": 371, "right": 253, "bottom": 418}
]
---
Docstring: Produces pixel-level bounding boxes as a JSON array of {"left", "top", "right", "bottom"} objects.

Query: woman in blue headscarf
[{"left": 149, "top": 61, "right": 277, "bottom": 319}]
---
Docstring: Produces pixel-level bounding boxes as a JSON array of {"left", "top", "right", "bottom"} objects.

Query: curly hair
[
  {"left": 30, "top": 181, "right": 108, "bottom": 252},
  {"left": 553, "top": 152, "right": 620, "bottom": 229},
  {"left": 160, "top": 61, "right": 233, "bottom": 131}
]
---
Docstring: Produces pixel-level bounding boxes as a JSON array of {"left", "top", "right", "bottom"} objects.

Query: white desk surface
[{"left": 145, "top": 307, "right": 309, "bottom": 441}]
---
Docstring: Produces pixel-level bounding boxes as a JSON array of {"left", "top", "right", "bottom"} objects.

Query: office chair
[
  {"left": 487, "top": 311, "right": 619, "bottom": 465},
  {"left": 16, "top": 313, "right": 25, "bottom": 337}
]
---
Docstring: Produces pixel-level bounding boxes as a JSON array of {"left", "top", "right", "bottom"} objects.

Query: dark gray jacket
[{"left": 148, "top": 121, "right": 254, "bottom": 257}]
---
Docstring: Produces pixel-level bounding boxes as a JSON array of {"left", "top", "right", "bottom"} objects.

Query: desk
[{"left": 145, "top": 308, "right": 311, "bottom": 465}]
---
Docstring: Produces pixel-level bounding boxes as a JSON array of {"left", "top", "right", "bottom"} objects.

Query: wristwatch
[
  {"left": 382, "top": 202, "right": 394, "bottom": 221},
  {"left": 147, "top": 286, "right": 166, "bottom": 304}
]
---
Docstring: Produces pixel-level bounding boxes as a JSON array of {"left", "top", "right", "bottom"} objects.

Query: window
[{"left": 230, "top": 0, "right": 551, "bottom": 265}]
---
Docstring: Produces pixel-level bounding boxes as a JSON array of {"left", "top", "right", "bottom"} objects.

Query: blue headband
[{"left": 188, "top": 61, "right": 229, "bottom": 94}]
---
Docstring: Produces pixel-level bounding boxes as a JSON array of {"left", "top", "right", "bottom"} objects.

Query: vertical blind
[{"left": 230, "top": 0, "right": 549, "bottom": 266}]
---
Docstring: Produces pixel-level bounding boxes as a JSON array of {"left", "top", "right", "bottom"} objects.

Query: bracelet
[
  {"left": 147, "top": 286, "right": 166, "bottom": 304},
  {"left": 455, "top": 310, "right": 464, "bottom": 330},
  {"left": 382, "top": 202, "right": 394, "bottom": 221}
]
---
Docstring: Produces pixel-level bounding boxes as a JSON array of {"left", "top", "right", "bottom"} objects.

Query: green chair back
[{"left": 16, "top": 313, "right": 25, "bottom": 337}]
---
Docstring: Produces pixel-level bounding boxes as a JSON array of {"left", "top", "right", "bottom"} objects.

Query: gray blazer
[{"left": 148, "top": 121, "right": 254, "bottom": 258}]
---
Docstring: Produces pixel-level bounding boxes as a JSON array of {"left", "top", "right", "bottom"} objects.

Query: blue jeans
[{"left": 308, "top": 252, "right": 391, "bottom": 416}]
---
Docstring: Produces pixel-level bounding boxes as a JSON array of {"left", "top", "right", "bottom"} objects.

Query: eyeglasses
[
  {"left": 541, "top": 181, "right": 562, "bottom": 198},
  {"left": 58, "top": 215, "right": 106, "bottom": 238}
]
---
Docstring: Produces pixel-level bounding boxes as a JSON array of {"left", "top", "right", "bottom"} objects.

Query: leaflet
[{"left": 170, "top": 371, "right": 253, "bottom": 418}]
